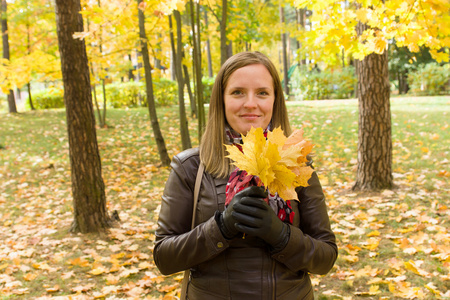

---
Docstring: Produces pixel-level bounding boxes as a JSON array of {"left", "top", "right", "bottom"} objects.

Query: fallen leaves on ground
[{"left": 0, "top": 99, "right": 449, "bottom": 299}]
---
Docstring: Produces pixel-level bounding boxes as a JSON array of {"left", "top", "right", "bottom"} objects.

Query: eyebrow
[{"left": 227, "top": 86, "right": 273, "bottom": 90}]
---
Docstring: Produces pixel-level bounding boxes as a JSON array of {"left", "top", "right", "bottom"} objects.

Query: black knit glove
[
  {"left": 233, "top": 187, "right": 290, "bottom": 252},
  {"left": 217, "top": 186, "right": 268, "bottom": 239}
]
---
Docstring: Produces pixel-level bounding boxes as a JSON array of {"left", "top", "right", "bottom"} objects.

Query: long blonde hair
[{"left": 199, "top": 51, "right": 291, "bottom": 178}]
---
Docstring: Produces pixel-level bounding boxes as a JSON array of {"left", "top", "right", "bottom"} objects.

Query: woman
[{"left": 154, "top": 51, "right": 337, "bottom": 299}]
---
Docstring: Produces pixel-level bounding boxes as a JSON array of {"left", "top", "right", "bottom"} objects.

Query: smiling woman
[
  {"left": 224, "top": 64, "right": 275, "bottom": 135},
  {"left": 153, "top": 51, "right": 338, "bottom": 300}
]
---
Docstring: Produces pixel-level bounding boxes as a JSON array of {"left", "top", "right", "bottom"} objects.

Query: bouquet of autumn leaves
[{"left": 225, "top": 127, "right": 314, "bottom": 202}]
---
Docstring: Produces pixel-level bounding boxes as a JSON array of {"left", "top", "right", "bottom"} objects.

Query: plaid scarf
[{"left": 224, "top": 125, "right": 295, "bottom": 225}]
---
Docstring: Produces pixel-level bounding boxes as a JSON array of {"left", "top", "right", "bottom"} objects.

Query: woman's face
[{"left": 224, "top": 64, "right": 275, "bottom": 135}]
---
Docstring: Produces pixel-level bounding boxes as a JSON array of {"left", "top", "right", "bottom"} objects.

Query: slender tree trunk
[
  {"left": 138, "top": 0, "right": 171, "bottom": 166},
  {"left": 26, "top": 22, "right": 35, "bottom": 110},
  {"left": 280, "top": 4, "right": 289, "bottom": 96},
  {"left": 296, "top": 9, "right": 307, "bottom": 66},
  {"left": 128, "top": 54, "right": 134, "bottom": 81},
  {"left": 55, "top": 0, "right": 113, "bottom": 233},
  {"left": 154, "top": 34, "right": 162, "bottom": 71},
  {"left": 296, "top": 9, "right": 301, "bottom": 66},
  {"left": 205, "top": 9, "right": 213, "bottom": 78},
  {"left": 98, "top": 0, "right": 107, "bottom": 128},
  {"left": 87, "top": 18, "right": 104, "bottom": 127},
  {"left": 169, "top": 12, "right": 191, "bottom": 150},
  {"left": 27, "top": 83, "right": 34, "bottom": 110},
  {"left": 184, "top": 64, "right": 196, "bottom": 117},
  {"left": 1, "top": 0, "right": 17, "bottom": 113},
  {"left": 220, "top": 0, "right": 228, "bottom": 66},
  {"left": 170, "top": 49, "right": 176, "bottom": 81},
  {"left": 190, "top": 0, "right": 205, "bottom": 140},
  {"left": 101, "top": 79, "right": 106, "bottom": 126},
  {"left": 92, "top": 83, "right": 102, "bottom": 124},
  {"left": 90, "top": 64, "right": 102, "bottom": 124},
  {"left": 353, "top": 22, "right": 393, "bottom": 191}
]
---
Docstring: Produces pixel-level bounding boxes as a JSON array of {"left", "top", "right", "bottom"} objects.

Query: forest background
[{"left": 0, "top": 0, "right": 449, "bottom": 299}]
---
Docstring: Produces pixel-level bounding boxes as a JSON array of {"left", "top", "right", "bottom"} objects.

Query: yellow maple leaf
[
  {"left": 225, "top": 126, "right": 314, "bottom": 201},
  {"left": 404, "top": 260, "right": 431, "bottom": 278}
]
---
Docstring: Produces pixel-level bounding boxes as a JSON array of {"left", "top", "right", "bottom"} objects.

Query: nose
[{"left": 243, "top": 94, "right": 257, "bottom": 109}]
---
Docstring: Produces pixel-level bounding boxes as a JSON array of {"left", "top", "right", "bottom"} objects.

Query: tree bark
[
  {"left": 353, "top": 24, "right": 393, "bottom": 191},
  {"left": 220, "top": 0, "right": 229, "bottom": 66},
  {"left": 184, "top": 64, "right": 196, "bottom": 117},
  {"left": 205, "top": 9, "right": 213, "bottom": 78},
  {"left": 169, "top": 12, "right": 191, "bottom": 150},
  {"left": 189, "top": 0, "right": 205, "bottom": 140},
  {"left": 97, "top": 0, "right": 107, "bottom": 128},
  {"left": 128, "top": 54, "right": 134, "bottom": 81},
  {"left": 54, "top": 0, "right": 113, "bottom": 233},
  {"left": 280, "top": 4, "right": 289, "bottom": 96},
  {"left": 1, "top": 0, "right": 17, "bottom": 113},
  {"left": 26, "top": 22, "right": 35, "bottom": 110},
  {"left": 27, "top": 82, "right": 34, "bottom": 110},
  {"left": 137, "top": 0, "right": 171, "bottom": 166}
]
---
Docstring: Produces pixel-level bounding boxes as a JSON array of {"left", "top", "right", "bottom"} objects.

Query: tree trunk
[
  {"left": 353, "top": 23, "right": 393, "bottom": 191},
  {"left": 55, "top": 0, "right": 113, "bottom": 233},
  {"left": 138, "top": 0, "right": 171, "bottom": 166},
  {"left": 26, "top": 23, "right": 35, "bottom": 110},
  {"left": 154, "top": 34, "right": 162, "bottom": 71},
  {"left": 1, "top": 0, "right": 17, "bottom": 113},
  {"left": 128, "top": 54, "right": 134, "bottom": 81},
  {"left": 169, "top": 12, "right": 191, "bottom": 150},
  {"left": 205, "top": 9, "right": 213, "bottom": 78},
  {"left": 280, "top": 4, "right": 289, "bottom": 96},
  {"left": 27, "top": 82, "right": 34, "bottom": 110},
  {"left": 184, "top": 64, "right": 196, "bottom": 117},
  {"left": 98, "top": 0, "right": 107, "bottom": 128},
  {"left": 220, "top": 0, "right": 228, "bottom": 66},
  {"left": 298, "top": 9, "right": 307, "bottom": 65},
  {"left": 190, "top": 0, "right": 205, "bottom": 140},
  {"left": 354, "top": 59, "right": 359, "bottom": 98},
  {"left": 101, "top": 79, "right": 107, "bottom": 126}
]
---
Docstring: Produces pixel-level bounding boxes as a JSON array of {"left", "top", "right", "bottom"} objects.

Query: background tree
[
  {"left": 206, "top": 0, "right": 230, "bottom": 65},
  {"left": 353, "top": 21, "right": 393, "bottom": 190},
  {"left": 55, "top": 0, "right": 114, "bottom": 233},
  {"left": 169, "top": 9, "right": 191, "bottom": 150},
  {"left": 293, "top": 0, "right": 450, "bottom": 191},
  {"left": 1, "top": 0, "right": 17, "bottom": 113},
  {"left": 389, "top": 45, "right": 435, "bottom": 95},
  {"left": 80, "top": 0, "right": 139, "bottom": 127},
  {"left": 1, "top": 0, "right": 61, "bottom": 113},
  {"left": 189, "top": 0, "right": 205, "bottom": 139},
  {"left": 137, "top": 0, "right": 171, "bottom": 166},
  {"left": 279, "top": 2, "right": 289, "bottom": 95}
]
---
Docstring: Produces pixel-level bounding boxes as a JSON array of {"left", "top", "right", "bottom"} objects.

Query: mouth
[{"left": 240, "top": 114, "right": 260, "bottom": 120}]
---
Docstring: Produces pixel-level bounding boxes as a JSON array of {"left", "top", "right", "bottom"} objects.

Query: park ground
[{"left": 0, "top": 96, "right": 449, "bottom": 299}]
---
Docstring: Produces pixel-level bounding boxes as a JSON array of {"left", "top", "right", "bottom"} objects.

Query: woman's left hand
[{"left": 233, "top": 194, "right": 290, "bottom": 252}]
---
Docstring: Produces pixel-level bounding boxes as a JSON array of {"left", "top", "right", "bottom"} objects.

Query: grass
[{"left": 0, "top": 96, "right": 449, "bottom": 299}]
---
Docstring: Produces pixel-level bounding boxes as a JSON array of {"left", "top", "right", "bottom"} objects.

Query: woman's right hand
[{"left": 218, "top": 186, "right": 267, "bottom": 239}]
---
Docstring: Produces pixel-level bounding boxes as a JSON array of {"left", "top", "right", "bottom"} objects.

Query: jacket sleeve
[
  {"left": 153, "top": 154, "right": 230, "bottom": 275},
  {"left": 271, "top": 171, "right": 338, "bottom": 275}
]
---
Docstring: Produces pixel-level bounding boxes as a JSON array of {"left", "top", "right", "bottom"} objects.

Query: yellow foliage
[
  {"left": 225, "top": 127, "right": 314, "bottom": 201},
  {"left": 294, "top": 0, "right": 450, "bottom": 60}
]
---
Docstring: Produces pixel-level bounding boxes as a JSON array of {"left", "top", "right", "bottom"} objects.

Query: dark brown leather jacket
[{"left": 154, "top": 148, "right": 337, "bottom": 299}]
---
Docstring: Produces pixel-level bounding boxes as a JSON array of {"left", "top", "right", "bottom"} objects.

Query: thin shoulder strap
[
  {"left": 181, "top": 162, "right": 204, "bottom": 299},
  {"left": 191, "top": 162, "right": 204, "bottom": 228}
]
